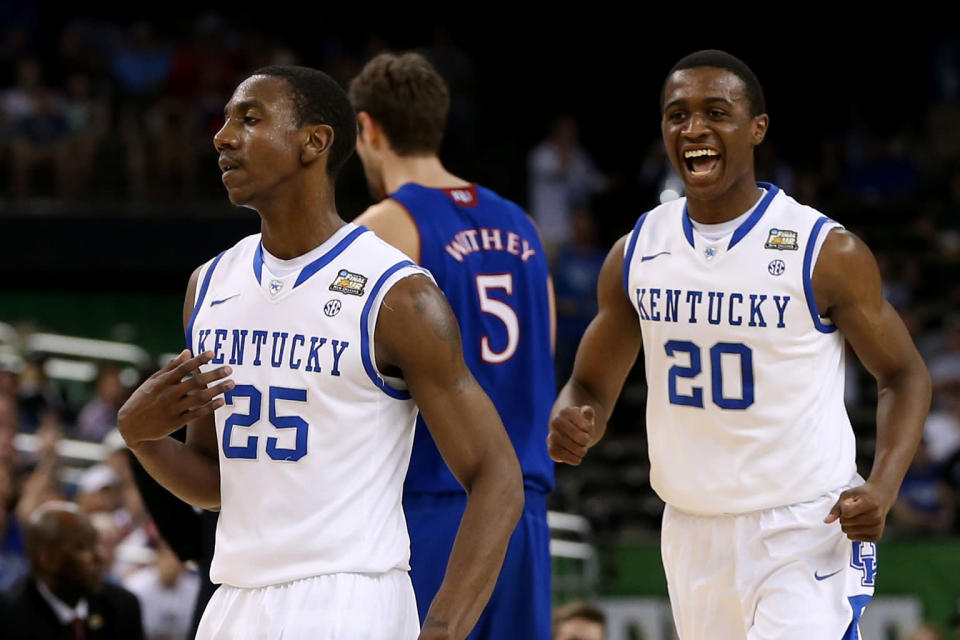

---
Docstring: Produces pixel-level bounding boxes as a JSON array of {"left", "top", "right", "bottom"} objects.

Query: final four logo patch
[
  {"left": 764, "top": 228, "right": 799, "bottom": 250},
  {"left": 329, "top": 269, "right": 368, "bottom": 296}
]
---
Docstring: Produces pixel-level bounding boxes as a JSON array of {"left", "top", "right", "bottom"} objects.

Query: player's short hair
[
  {"left": 347, "top": 52, "right": 450, "bottom": 155},
  {"left": 553, "top": 601, "right": 606, "bottom": 637},
  {"left": 247, "top": 65, "right": 356, "bottom": 177},
  {"left": 662, "top": 49, "right": 766, "bottom": 117}
]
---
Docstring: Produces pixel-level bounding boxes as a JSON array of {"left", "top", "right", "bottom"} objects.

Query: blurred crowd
[{"left": 2, "top": 11, "right": 960, "bottom": 639}]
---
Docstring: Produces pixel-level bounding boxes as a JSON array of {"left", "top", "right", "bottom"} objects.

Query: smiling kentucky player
[{"left": 547, "top": 50, "right": 931, "bottom": 639}]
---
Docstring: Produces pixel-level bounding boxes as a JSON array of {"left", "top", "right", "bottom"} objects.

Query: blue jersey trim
[
  {"left": 682, "top": 207, "right": 695, "bottom": 248},
  {"left": 842, "top": 594, "right": 873, "bottom": 640},
  {"left": 294, "top": 226, "right": 368, "bottom": 288},
  {"left": 253, "top": 243, "right": 264, "bottom": 284},
  {"left": 360, "top": 259, "right": 417, "bottom": 400},
  {"left": 185, "top": 251, "right": 226, "bottom": 353},
  {"left": 680, "top": 182, "right": 779, "bottom": 250},
  {"left": 802, "top": 216, "right": 838, "bottom": 334},
  {"left": 727, "top": 182, "right": 778, "bottom": 249},
  {"left": 622, "top": 212, "right": 649, "bottom": 298}
]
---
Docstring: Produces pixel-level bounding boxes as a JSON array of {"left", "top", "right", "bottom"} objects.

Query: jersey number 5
[
  {"left": 475, "top": 274, "right": 519, "bottom": 364},
  {"left": 222, "top": 385, "right": 309, "bottom": 461}
]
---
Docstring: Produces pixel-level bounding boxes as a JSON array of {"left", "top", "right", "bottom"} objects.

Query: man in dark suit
[{"left": 1, "top": 501, "right": 144, "bottom": 640}]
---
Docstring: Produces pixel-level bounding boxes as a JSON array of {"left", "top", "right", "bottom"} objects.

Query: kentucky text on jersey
[
  {"left": 634, "top": 288, "right": 790, "bottom": 328},
  {"left": 444, "top": 228, "right": 537, "bottom": 263},
  {"left": 195, "top": 327, "right": 349, "bottom": 374}
]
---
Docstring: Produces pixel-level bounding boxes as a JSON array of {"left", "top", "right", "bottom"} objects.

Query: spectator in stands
[
  {"left": 16, "top": 355, "right": 68, "bottom": 433},
  {"left": 8, "top": 88, "right": 70, "bottom": 197},
  {"left": 552, "top": 208, "right": 606, "bottom": 385},
  {"left": 123, "top": 541, "right": 199, "bottom": 640},
  {"left": 891, "top": 438, "right": 955, "bottom": 536},
  {"left": 928, "top": 317, "right": 960, "bottom": 399},
  {"left": 75, "top": 365, "right": 126, "bottom": 443},
  {"left": 61, "top": 71, "right": 109, "bottom": 197},
  {"left": 0, "top": 463, "right": 27, "bottom": 591},
  {"left": 3, "top": 501, "right": 145, "bottom": 640},
  {"left": 553, "top": 601, "right": 606, "bottom": 640},
  {"left": 910, "top": 623, "right": 945, "bottom": 640},
  {"left": 0, "top": 395, "right": 20, "bottom": 469},
  {"left": 528, "top": 115, "right": 606, "bottom": 256}
]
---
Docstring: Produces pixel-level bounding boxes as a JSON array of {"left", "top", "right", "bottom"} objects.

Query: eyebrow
[
  {"left": 223, "top": 98, "right": 266, "bottom": 117},
  {"left": 664, "top": 96, "right": 736, "bottom": 111}
]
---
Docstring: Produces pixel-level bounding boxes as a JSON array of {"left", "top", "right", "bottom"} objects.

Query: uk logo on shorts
[{"left": 850, "top": 541, "right": 877, "bottom": 587}]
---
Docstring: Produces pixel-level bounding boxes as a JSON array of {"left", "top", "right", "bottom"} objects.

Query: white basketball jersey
[
  {"left": 623, "top": 184, "right": 857, "bottom": 515},
  {"left": 187, "top": 223, "right": 430, "bottom": 588}
]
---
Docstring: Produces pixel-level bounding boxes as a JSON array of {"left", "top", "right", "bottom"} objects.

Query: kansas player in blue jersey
[{"left": 350, "top": 53, "right": 556, "bottom": 640}]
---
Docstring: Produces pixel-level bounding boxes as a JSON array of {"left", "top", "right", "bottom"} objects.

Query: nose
[
  {"left": 213, "top": 120, "right": 239, "bottom": 152},
  {"left": 682, "top": 112, "right": 708, "bottom": 138}
]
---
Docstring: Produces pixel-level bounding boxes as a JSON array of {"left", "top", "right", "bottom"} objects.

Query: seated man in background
[
  {"left": 2, "top": 502, "right": 144, "bottom": 640},
  {"left": 553, "top": 601, "right": 606, "bottom": 640}
]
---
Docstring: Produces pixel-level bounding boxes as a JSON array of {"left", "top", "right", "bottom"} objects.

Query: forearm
[
  {"left": 868, "top": 361, "right": 931, "bottom": 494},
  {"left": 128, "top": 437, "right": 221, "bottom": 510},
  {"left": 422, "top": 458, "right": 523, "bottom": 639}
]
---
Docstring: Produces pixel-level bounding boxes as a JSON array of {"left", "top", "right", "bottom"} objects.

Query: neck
[
  {"left": 380, "top": 152, "right": 469, "bottom": 195},
  {"left": 254, "top": 173, "right": 345, "bottom": 259},
  {"left": 685, "top": 174, "right": 763, "bottom": 225},
  {"left": 38, "top": 577, "right": 82, "bottom": 608}
]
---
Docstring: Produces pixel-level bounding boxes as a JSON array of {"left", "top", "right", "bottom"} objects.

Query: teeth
[{"left": 683, "top": 149, "right": 719, "bottom": 159}]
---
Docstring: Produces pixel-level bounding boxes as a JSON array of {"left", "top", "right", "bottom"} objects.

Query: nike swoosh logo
[
  {"left": 641, "top": 251, "right": 671, "bottom": 262},
  {"left": 210, "top": 294, "right": 240, "bottom": 307},
  {"left": 814, "top": 569, "right": 843, "bottom": 581}
]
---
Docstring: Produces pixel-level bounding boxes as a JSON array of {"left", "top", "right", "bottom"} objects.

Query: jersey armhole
[
  {"left": 802, "top": 217, "right": 843, "bottom": 334},
  {"left": 622, "top": 212, "right": 649, "bottom": 299},
  {"left": 386, "top": 197, "right": 424, "bottom": 265},
  {"left": 185, "top": 252, "right": 225, "bottom": 354},
  {"left": 360, "top": 260, "right": 435, "bottom": 399}
]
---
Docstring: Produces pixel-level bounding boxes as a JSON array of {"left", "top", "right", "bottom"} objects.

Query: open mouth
[{"left": 683, "top": 148, "right": 721, "bottom": 176}]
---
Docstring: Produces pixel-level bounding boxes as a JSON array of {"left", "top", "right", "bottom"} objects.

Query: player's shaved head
[
  {"left": 348, "top": 52, "right": 450, "bottom": 155},
  {"left": 663, "top": 50, "right": 766, "bottom": 117}
]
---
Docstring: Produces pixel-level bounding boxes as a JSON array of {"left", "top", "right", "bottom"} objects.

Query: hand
[
  {"left": 118, "top": 350, "right": 234, "bottom": 448},
  {"left": 823, "top": 481, "right": 896, "bottom": 542},
  {"left": 547, "top": 405, "right": 596, "bottom": 466}
]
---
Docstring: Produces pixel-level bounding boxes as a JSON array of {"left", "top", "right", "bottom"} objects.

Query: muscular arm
[
  {"left": 815, "top": 229, "right": 931, "bottom": 540},
  {"left": 375, "top": 275, "right": 523, "bottom": 640},
  {"left": 118, "top": 267, "right": 232, "bottom": 511},
  {"left": 548, "top": 235, "right": 642, "bottom": 464}
]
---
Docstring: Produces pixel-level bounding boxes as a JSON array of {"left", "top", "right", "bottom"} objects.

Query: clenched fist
[{"left": 547, "top": 405, "right": 597, "bottom": 466}]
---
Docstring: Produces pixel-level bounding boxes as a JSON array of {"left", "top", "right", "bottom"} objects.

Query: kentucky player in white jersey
[
  {"left": 548, "top": 50, "right": 931, "bottom": 639},
  {"left": 117, "top": 66, "right": 524, "bottom": 640}
]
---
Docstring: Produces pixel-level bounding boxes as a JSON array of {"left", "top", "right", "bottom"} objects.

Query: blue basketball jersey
[{"left": 391, "top": 183, "right": 555, "bottom": 495}]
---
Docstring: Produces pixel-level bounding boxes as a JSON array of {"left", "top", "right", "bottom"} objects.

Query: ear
[
  {"left": 751, "top": 114, "right": 769, "bottom": 146},
  {"left": 302, "top": 124, "right": 334, "bottom": 165}
]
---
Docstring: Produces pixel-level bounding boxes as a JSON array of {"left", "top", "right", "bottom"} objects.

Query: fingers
[
  {"left": 184, "top": 364, "right": 234, "bottom": 391},
  {"left": 548, "top": 406, "right": 597, "bottom": 465},
  {"left": 180, "top": 395, "right": 229, "bottom": 423},
  {"left": 548, "top": 432, "right": 586, "bottom": 465},
  {"left": 166, "top": 350, "right": 217, "bottom": 383},
  {"left": 177, "top": 378, "right": 235, "bottom": 414}
]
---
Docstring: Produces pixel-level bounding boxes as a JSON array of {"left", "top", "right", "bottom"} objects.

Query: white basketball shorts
[
  {"left": 661, "top": 485, "right": 877, "bottom": 640},
  {"left": 195, "top": 570, "right": 420, "bottom": 640}
]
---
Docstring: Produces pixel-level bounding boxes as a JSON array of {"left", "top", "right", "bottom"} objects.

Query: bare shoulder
[
  {"left": 355, "top": 199, "right": 420, "bottom": 262},
  {"left": 813, "top": 228, "right": 882, "bottom": 313},
  {"left": 182, "top": 266, "right": 204, "bottom": 331}
]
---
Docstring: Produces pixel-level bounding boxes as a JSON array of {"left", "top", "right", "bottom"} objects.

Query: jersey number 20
[
  {"left": 222, "top": 385, "right": 308, "bottom": 461},
  {"left": 665, "top": 340, "right": 754, "bottom": 410}
]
